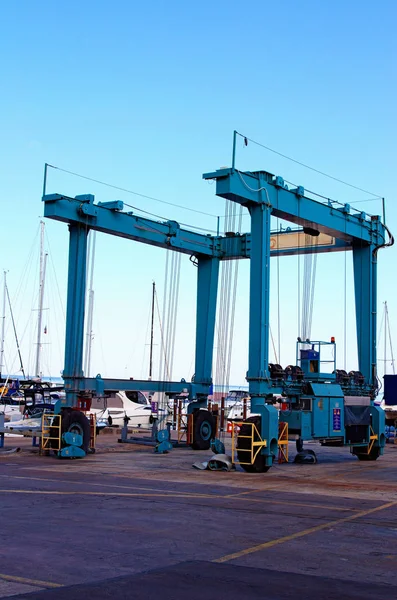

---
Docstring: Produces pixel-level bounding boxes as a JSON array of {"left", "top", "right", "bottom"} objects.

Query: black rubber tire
[
  {"left": 191, "top": 410, "right": 216, "bottom": 450},
  {"left": 51, "top": 410, "right": 91, "bottom": 453},
  {"left": 296, "top": 437, "right": 304, "bottom": 452},
  {"left": 237, "top": 416, "right": 270, "bottom": 473},
  {"left": 355, "top": 447, "right": 381, "bottom": 461}
]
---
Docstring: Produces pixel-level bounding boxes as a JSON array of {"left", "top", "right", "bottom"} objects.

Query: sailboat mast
[
  {"left": 0, "top": 271, "right": 6, "bottom": 378},
  {"left": 149, "top": 281, "right": 155, "bottom": 380},
  {"left": 35, "top": 221, "right": 48, "bottom": 377}
]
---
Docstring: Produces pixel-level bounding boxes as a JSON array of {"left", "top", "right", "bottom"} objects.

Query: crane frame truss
[{"left": 43, "top": 164, "right": 388, "bottom": 449}]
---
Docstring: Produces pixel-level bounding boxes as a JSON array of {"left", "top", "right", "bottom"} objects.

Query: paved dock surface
[{"left": 1, "top": 438, "right": 397, "bottom": 598}]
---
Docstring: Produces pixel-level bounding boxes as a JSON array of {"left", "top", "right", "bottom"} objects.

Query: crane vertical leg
[
  {"left": 352, "top": 242, "right": 377, "bottom": 385},
  {"left": 352, "top": 241, "right": 385, "bottom": 457},
  {"left": 246, "top": 200, "right": 278, "bottom": 467},
  {"left": 63, "top": 224, "right": 89, "bottom": 407},
  {"left": 188, "top": 257, "right": 219, "bottom": 449},
  {"left": 190, "top": 256, "right": 220, "bottom": 407}
]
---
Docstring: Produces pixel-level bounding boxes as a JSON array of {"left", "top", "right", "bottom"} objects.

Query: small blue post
[
  {"left": 231, "top": 130, "right": 237, "bottom": 171},
  {"left": 42, "top": 163, "right": 48, "bottom": 198}
]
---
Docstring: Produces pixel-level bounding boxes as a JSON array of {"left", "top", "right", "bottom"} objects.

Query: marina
[{"left": 1, "top": 3, "right": 396, "bottom": 598}]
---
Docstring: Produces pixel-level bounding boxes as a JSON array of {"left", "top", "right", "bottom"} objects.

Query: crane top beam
[
  {"left": 43, "top": 193, "right": 352, "bottom": 260},
  {"left": 202, "top": 168, "right": 386, "bottom": 246}
]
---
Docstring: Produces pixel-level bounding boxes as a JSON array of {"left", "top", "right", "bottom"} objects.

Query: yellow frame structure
[
  {"left": 40, "top": 414, "right": 61, "bottom": 454},
  {"left": 231, "top": 421, "right": 267, "bottom": 466},
  {"left": 366, "top": 425, "right": 378, "bottom": 455},
  {"left": 278, "top": 421, "right": 289, "bottom": 464}
]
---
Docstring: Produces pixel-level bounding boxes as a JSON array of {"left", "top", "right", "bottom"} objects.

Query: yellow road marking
[
  {"left": 229, "top": 495, "right": 361, "bottom": 512},
  {"left": 213, "top": 500, "right": 397, "bottom": 563},
  {"left": 0, "top": 573, "right": 61, "bottom": 589}
]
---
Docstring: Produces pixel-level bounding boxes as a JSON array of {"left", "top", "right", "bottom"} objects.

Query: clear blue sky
[{"left": 1, "top": 0, "right": 396, "bottom": 385}]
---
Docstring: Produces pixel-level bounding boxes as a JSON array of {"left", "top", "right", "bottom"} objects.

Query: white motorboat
[{"left": 90, "top": 390, "right": 153, "bottom": 429}]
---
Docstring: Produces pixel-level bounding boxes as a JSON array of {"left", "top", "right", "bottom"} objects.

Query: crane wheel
[
  {"left": 237, "top": 416, "right": 271, "bottom": 473},
  {"left": 50, "top": 410, "right": 91, "bottom": 453},
  {"left": 355, "top": 447, "right": 380, "bottom": 461},
  {"left": 191, "top": 410, "right": 216, "bottom": 450}
]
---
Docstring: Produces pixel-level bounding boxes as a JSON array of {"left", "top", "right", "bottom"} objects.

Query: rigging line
[
  {"left": 269, "top": 325, "right": 278, "bottom": 364},
  {"left": 385, "top": 303, "right": 395, "bottom": 374},
  {"left": 237, "top": 170, "right": 271, "bottom": 204},
  {"left": 276, "top": 218, "right": 281, "bottom": 363},
  {"left": 236, "top": 131, "right": 383, "bottom": 199},
  {"left": 5, "top": 284, "right": 25, "bottom": 378},
  {"left": 308, "top": 238, "right": 318, "bottom": 341},
  {"left": 171, "top": 254, "right": 181, "bottom": 378},
  {"left": 44, "top": 231, "right": 66, "bottom": 320},
  {"left": 123, "top": 203, "right": 219, "bottom": 235},
  {"left": 155, "top": 289, "right": 170, "bottom": 382},
  {"left": 377, "top": 305, "right": 385, "bottom": 347},
  {"left": 47, "top": 164, "right": 219, "bottom": 218},
  {"left": 343, "top": 218, "right": 348, "bottom": 371},
  {"left": 226, "top": 206, "right": 243, "bottom": 387},
  {"left": 159, "top": 251, "right": 169, "bottom": 380},
  {"left": 284, "top": 179, "right": 381, "bottom": 214}
]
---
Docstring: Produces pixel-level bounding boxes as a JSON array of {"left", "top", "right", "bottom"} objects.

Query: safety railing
[
  {"left": 177, "top": 412, "right": 193, "bottom": 445},
  {"left": 40, "top": 413, "right": 61, "bottom": 454},
  {"left": 89, "top": 413, "right": 96, "bottom": 451},
  {"left": 278, "top": 421, "right": 289, "bottom": 463}
]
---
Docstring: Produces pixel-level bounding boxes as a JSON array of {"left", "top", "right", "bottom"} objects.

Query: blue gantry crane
[{"left": 42, "top": 138, "right": 393, "bottom": 465}]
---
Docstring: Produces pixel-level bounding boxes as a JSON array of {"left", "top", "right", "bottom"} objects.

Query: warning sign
[{"left": 333, "top": 408, "right": 341, "bottom": 431}]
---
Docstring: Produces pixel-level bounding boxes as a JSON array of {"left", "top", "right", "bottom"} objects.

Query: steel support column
[
  {"left": 63, "top": 224, "right": 89, "bottom": 406},
  {"left": 352, "top": 242, "right": 377, "bottom": 386},
  {"left": 189, "top": 257, "right": 220, "bottom": 410},
  {"left": 246, "top": 191, "right": 279, "bottom": 465}
]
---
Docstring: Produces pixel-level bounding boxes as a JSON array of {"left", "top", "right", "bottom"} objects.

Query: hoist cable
[
  {"left": 235, "top": 132, "right": 383, "bottom": 199},
  {"left": 46, "top": 164, "right": 219, "bottom": 218}
]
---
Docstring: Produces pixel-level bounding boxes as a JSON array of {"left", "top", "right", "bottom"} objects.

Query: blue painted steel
[
  {"left": 155, "top": 440, "right": 173, "bottom": 453},
  {"left": 245, "top": 178, "right": 279, "bottom": 465},
  {"left": 202, "top": 169, "right": 386, "bottom": 245},
  {"left": 62, "top": 431, "right": 83, "bottom": 446},
  {"left": 58, "top": 445, "right": 86, "bottom": 458},
  {"left": 44, "top": 194, "right": 218, "bottom": 258},
  {"left": 211, "top": 438, "right": 225, "bottom": 454},
  {"left": 64, "top": 376, "right": 207, "bottom": 397},
  {"left": 43, "top": 195, "right": 350, "bottom": 262},
  {"left": 156, "top": 429, "right": 169, "bottom": 443},
  {"left": 353, "top": 243, "right": 377, "bottom": 385},
  {"left": 309, "top": 384, "right": 343, "bottom": 398},
  {"left": 63, "top": 224, "right": 88, "bottom": 407},
  {"left": 188, "top": 257, "right": 220, "bottom": 413}
]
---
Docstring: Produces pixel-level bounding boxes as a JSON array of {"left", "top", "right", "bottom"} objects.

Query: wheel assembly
[
  {"left": 296, "top": 437, "right": 304, "bottom": 453},
  {"left": 355, "top": 446, "right": 380, "bottom": 461},
  {"left": 191, "top": 409, "right": 216, "bottom": 450},
  {"left": 50, "top": 409, "right": 91, "bottom": 455},
  {"left": 236, "top": 416, "right": 270, "bottom": 473}
]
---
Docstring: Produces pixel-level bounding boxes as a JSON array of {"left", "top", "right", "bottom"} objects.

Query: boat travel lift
[{"left": 41, "top": 139, "right": 393, "bottom": 466}]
